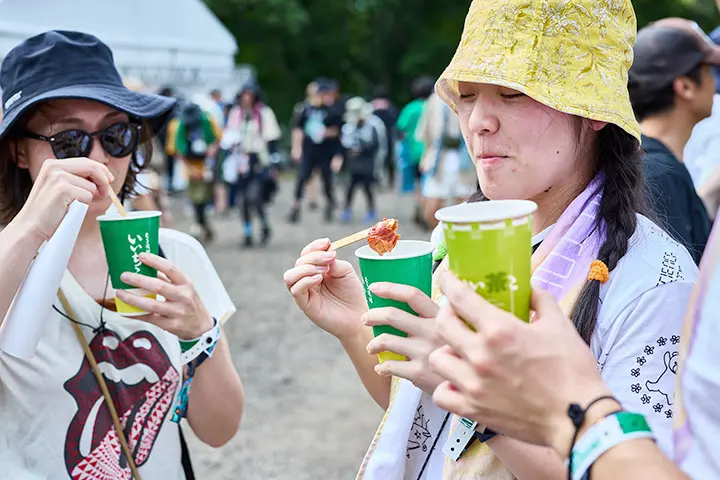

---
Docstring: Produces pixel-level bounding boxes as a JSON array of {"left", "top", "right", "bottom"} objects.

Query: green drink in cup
[
  {"left": 435, "top": 200, "right": 537, "bottom": 322},
  {"left": 356, "top": 240, "right": 434, "bottom": 363},
  {"left": 97, "top": 210, "right": 162, "bottom": 317}
]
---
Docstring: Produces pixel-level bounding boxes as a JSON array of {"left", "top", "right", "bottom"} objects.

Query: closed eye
[
  {"left": 501, "top": 93, "right": 525, "bottom": 99},
  {"left": 459, "top": 93, "right": 475, "bottom": 99}
]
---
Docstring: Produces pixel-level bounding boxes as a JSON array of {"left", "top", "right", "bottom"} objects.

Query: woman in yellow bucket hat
[{"left": 285, "top": 0, "right": 696, "bottom": 478}]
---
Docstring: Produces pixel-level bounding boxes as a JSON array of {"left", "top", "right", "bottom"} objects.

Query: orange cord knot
[{"left": 588, "top": 260, "right": 609, "bottom": 283}]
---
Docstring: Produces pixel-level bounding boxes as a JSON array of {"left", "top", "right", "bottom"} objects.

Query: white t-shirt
[
  {"left": 592, "top": 215, "right": 696, "bottom": 456},
  {"left": 675, "top": 246, "right": 720, "bottom": 477},
  {"left": 425, "top": 214, "right": 696, "bottom": 468},
  {"left": 0, "top": 229, "right": 235, "bottom": 480},
  {"left": 684, "top": 94, "right": 720, "bottom": 189}
]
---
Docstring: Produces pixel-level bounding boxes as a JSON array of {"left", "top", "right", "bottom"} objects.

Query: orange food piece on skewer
[{"left": 367, "top": 218, "right": 400, "bottom": 255}]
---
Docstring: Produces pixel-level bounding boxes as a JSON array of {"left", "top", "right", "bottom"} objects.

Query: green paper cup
[
  {"left": 435, "top": 200, "right": 537, "bottom": 322},
  {"left": 97, "top": 210, "right": 162, "bottom": 317},
  {"left": 355, "top": 240, "right": 433, "bottom": 363}
]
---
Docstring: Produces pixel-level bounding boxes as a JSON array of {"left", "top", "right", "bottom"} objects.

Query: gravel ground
[{"left": 174, "top": 177, "right": 429, "bottom": 479}]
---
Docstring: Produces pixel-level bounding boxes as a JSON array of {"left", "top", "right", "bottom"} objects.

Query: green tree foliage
[{"left": 204, "top": 0, "right": 720, "bottom": 124}]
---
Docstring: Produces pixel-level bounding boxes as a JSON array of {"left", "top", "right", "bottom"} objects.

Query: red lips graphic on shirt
[{"left": 63, "top": 329, "right": 179, "bottom": 480}]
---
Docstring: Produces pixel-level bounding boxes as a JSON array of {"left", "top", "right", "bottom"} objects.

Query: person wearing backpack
[
  {"left": 224, "top": 84, "right": 282, "bottom": 247},
  {"left": 339, "top": 97, "right": 382, "bottom": 223},
  {"left": 175, "top": 102, "right": 221, "bottom": 243}
]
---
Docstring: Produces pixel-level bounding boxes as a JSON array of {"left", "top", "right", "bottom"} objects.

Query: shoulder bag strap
[
  {"left": 57, "top": 289, "right": 143, "bottom": 480},
  {"left": 157, "top": 246, "right": 196, "bottom": 480}
]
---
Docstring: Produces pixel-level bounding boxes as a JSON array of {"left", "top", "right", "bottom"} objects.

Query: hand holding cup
[
  {"left": 118, "top": 253, "right": 214, "bottom": 340},
  {"left": 429, "top": 271, "right": 611, "bottom": 457},
  {"left": 363, "top": 282, "right": 445, "bottom": 395}
]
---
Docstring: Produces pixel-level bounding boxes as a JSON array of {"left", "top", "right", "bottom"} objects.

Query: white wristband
[
  {"left": 569, "top": 412, "right": 654, "bottom": 480},
  {"left": 179, "top": 318, "right": 221, "bottom": 365},
  {"left": 442, "top": 417, "right": 478, "bottom": 461}
]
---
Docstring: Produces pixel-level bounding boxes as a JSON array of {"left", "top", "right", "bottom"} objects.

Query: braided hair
[{"left": 466, "top": 124, "right": 645, "bottom": 344}]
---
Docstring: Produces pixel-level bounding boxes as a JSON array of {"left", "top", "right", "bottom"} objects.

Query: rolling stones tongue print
[{"left": 63, "top": 329, "right": 179, "bottom": 479}]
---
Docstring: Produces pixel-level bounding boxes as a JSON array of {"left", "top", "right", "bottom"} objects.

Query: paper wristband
[
  {"left": 568, "top": 412, "right": 654, "bottom": 480},
  {"left": 442, "top": 417, "right": 478, "bottom": 461},
  {"left": 179, "top": 318, "right": 221, "bottom": 365}
]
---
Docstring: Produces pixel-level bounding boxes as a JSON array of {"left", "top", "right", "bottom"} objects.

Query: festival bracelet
[
  {"left": 171, "top": 322, "right": 222, "bottom": 424},
  {"left": 179, "top": 317, "right": 221, "bottom": 365},
  {"left": 568, "top": 412, "right": 654, "bottom": 480},
  {"left": 443, "top": 417, "right": 479, "bottom": 461}
]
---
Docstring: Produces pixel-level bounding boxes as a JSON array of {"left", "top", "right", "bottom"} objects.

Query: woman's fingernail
[
  {"left": 316, "top": 265, "right": 329, "bottom": 273},
  {"left": 120, "top": 272, "right": 130, "bottom": 282}
]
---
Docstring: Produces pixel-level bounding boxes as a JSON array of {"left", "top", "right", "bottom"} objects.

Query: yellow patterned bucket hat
[{"left": 436, "top": 0, "right": 641, "bottom": 140}]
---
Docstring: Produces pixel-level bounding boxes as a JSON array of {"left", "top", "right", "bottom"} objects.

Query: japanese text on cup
[{"left": 128, "top": 233, "right": 151, "bottom": 273}]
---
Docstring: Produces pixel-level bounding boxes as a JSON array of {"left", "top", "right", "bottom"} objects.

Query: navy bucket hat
[{"left": 0, "top": 30, "right": 176, "bottom": 144}]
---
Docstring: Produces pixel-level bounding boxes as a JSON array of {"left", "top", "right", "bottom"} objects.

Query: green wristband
[{"left": 569, "top": 412, "right": 654, "bottom": 480}]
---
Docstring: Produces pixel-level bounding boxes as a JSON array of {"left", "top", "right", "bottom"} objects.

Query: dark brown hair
[
  {"left": 0, "top": 104, "right": 155, "bottom": 225},
  {"left": 629, "top": 62, "right": 705, "bottom": 122},
  {"left": 468, "top": 124, "right": 645, "bottom": 344}
]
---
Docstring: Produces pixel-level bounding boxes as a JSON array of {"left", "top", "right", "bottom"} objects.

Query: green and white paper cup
[
  {"left": 356, "top": 240, "right": 434, "bottom": 363},
  {"left": 435, "top": 201, "right": 537, "bottom": 322},
  {"left": 97, "top": 210, "right": 162, "bottom": 316}
]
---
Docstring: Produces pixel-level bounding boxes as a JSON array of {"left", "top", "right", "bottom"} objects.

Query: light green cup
[
  {"left": 435, "top": 200, "right": 537, "bottom": 322},
  {"left": 355, "top": 240, "right": 434, "bottom": 363},
  {"left": 97, "top": 210, "right": 162, "bottom": 316}
]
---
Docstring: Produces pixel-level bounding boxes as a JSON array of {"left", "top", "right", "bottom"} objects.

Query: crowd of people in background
[
  {"left": 126, "top": 33, "right": 720, "bottom": 266},
  {"left": 106, "top": 14, "right": 720, "bottom": 275},
  {"left": 135, "top": 72, "right": 478, "bottom": 250},
  {"left": 127, "top": 82, "right": 283, "bottom": 248}
]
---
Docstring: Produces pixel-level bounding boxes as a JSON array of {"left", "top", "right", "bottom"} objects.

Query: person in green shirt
[
  {"left": 397, "top": 76, "right": 435, "bottom": 228},
  {"left": 174, "top": 102, "right": 221, "bottom": 243}
]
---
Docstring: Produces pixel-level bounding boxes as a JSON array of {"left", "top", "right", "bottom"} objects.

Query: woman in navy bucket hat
[{"left": 0, "top": 31, "right": 244, "bottom": 479}]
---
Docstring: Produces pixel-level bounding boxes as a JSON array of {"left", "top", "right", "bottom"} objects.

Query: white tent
[{"left": 0, "top": 0, "right": 252, "bottom": 97}]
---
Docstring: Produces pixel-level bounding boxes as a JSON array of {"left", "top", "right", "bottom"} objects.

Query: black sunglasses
[{"left": 23, "top": 122, "right": 142, "bottom": 160}]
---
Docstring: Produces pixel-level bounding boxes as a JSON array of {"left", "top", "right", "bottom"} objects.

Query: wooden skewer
[
  {"left": 329, "top": 227, "right": 370, "bottom": 251},
  {"left": 108, "top": 189, "right": 128, "bottom": 217}
]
